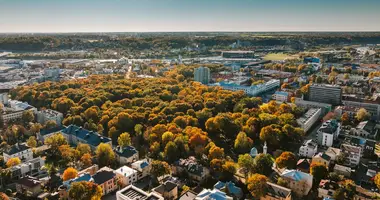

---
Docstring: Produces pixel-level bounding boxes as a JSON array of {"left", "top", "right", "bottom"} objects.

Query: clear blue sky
[{"left": 1, "top": 0, "right": 379, "bottom": 32}]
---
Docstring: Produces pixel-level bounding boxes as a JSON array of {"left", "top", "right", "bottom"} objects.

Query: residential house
[
  {"left": 312, "top": 153, "right": 331, "bottom": 167},
  {"left": 214, "top": 181, "right": 243, "bottom": 199},
  {"left": 3, "top": 143, "right": 33, "bottom": 162},
  {"left": 114, "top": 146, "right": 139, "bottom": 165},
  {"left": 317, "top": 120, "right": 341, "bottom": 147},
  {"left": 37, "top": 125, "right": 65, "bottom": 142},
  {"left": 333, "top": 164, "right": 351, "bottom": 177},
  {"left": 114, "top": 166, "right": 139, "bottom": 188},
  {"left": 10, "top": 157, "right": 45, "bottom": 180},
  {"left": 341, "top": 143, "right": 361, "bottom": 167},
  {"left": 58, "top": 173, "right": 93, "bottom": 199},
  {"left": 92, "top": 167, "right": 117, "bottom": 195},
  {"left": 131, "top": 159, "right": 151, "bottom": 180},
  {"left": 351, "top": 121, "right": 379, "bottom": 139},
  {"left": 62, "top": 125, "right": 112, "bottom": 151},
  {"left": 16, "top": 176, "right": 42, "bottom": 197},
  {"left": 153, "top": 181, "right": 178, "bottom": 200},
  {"left": 116, "top": 184, "right": 164, "bottom": 200},
  {"left": 172, "top": 157, "right": 210, "bottom": 183},
  {"left": 280, "top": 169, "right": 313, "bottom": 197},
  {"left": 324, "top": 147, "right": 341, "bottom": 163},
  {"left": 261, "top": 182, "right": 292, "bottom": 200},
  {"left": 318, "top": 180, "right": 339, "bottom": 199},
  {"left": 36, "top": 109, "right": 64, "bottom": 126},
  {"left": 296, "top": 159, "right": 311, "bottom": 173},
  {"left": 299, "top": 140, "right": 318, "bottom": 158},
  {"left": 334, "top": 106, "right": 359, "bottom": 120},
  {"left": 195, "top": 188, "right": 233, "bottom": 200}
]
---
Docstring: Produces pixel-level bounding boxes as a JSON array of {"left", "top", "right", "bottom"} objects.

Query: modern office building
[
  {"left": 309, "top": 84, "right": 342, "bottom": 105},
  {"left": 221, "top": 51, "right": 255, "bottom": 58},
  {"left": 297, "top": 108, "right": 321, "bottom": 132},
  {"left": 216, "top": 79, "right": 280, "bottom": 96},
  {"left": 194, "top": 67, "right": 210, "bottom": 84}
]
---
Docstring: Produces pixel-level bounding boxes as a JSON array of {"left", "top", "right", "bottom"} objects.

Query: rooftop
[
  {"left": 196, "top": 188, "right": 232, "bottom": 200},
  {"left": 16, "top": 176, "right": 41, "bottom": 188},
  {"left": 132, "top": 159, "right": 150, "bottom": 172},
  {"left": 120, "top": 185, "right": 163, "bottom": 200},
  {"left": 302, "top": 139, "right": 317, "bottom": 149},
  {"left": 5, "top": 143, "right": 30, "bottom": 155},
  {"left": 114, "top": 146, "right": 138, "bottom": 158},
  {"left": 39, "top": 109, "right": 62, "bottom": 118},
  {"left": 153, "top": 181, "right": 177, "bottom": 194},
  {"left": 115, "top": 166, "right": 138, "bottom": 178},
  {"left": 297, "top": 108, "right": 321, "bottom": 124},
  {"left": 62, "top": 125, "right": 111, "bottom": 147},
  {"left": 319, "top": 120, "right": 340, "bottom": 134},
  {"left": 265, "top": 182, "right": 292, "bottom": 199},
  {"left": 281, "top": 169, "right": 313, "bottom": 183},
  {"left": 92, "top": 170, "right": 115, "bottom": 185}
]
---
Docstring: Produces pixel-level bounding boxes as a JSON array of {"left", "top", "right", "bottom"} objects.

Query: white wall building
[
  {"left": 116, "top": 185, "right": 164, "bottom": 200},
  {"left": 1, "top": 100, "right": 37, "bottom": 124},
  {"left": 297, "top": 108, "right": 321, "bottom": 132},
  {"left": 299, "top": 139, "right": 318, "bottom": 158},
  {"left": 216, "top": 79, "right": 280, "bottom": 96},
  {"left": 36, "top": 109, "right": 64, "bottom": 126},
  {"left": 10, "top": 157, "right": 45, "bottom": 180},
  {"left": 317, "top": 120, "right": 341, "bottom": 147},
  {"left": 272, "top": 91, "right": 289, "bottom": 102},
  {"left": 341, "top": 144, "right": 361, "bottom": 167},
  {"left": 0, "top": 93, "right": 9, "bottom": 105},
  {"left": 114, "top": 166, "right": 139, "bottom": 187},
  {"left": 3, "top": 143, "right": 33, "bottom": 162},
  {"left": 131, "top": 159, "right": 151, "bottom": 180}
]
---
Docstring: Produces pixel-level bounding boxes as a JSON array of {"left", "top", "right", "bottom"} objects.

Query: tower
[{"left": 263, "top": 141, "right": 267, "bottom": 154}]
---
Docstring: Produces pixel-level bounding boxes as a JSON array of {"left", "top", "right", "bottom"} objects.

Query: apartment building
[
  {"left": 36, "top": 109, "right": 64, "bottom": 126},
  {"left": 296, "top": 108, "right": 321, "bottom": 132},
  {"left": 3, "top": 143, "right": 33, "bottom": 162},
  {"left": 299, "top": 139, "right": 318, "bottom": 158},
  {"left": 309, "top": 84, "right": 342, "bottom": 105}
]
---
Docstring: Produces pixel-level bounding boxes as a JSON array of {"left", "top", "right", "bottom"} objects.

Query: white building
[
  {"left": 131, "top": 159, "right": 151, "bottom": 180},
  {"left": 1, "top": 100, "right": 37, "bottom": 124},
  {"left": 324, "top": 147, "right": 341, "bottom": 162},
  {"left": 299, "top": 139, "right": 318, "bottom": 158},
  {"left": 114, "top": 166, "right": 139, "bottom": 187},
  {"left": 294, "top": 98, "right": 332, "bottom": 116},
  {"left": 296, "top": 108, "right": 321, "bottom": 132},
  {"left": 10, "top": 157, "right": 45, "bottom": 180},
  {"left": 114, "top": 146, "right": 139, "bottom": 165},
  {"left": 196, "top": 188, "right": 233, "bottom": 200},
  {"left": 0, "top": 93, "right": 9, "bottom": 105},
  {"left": 3, "top": 143, "right": 33, "bottom": 162},
  {"left": 317, "top": 120, "right": 341, "bottom": 147},
  {"left": 116, "top": 185, "right": 164, "bottom": 200},
  {"left": 36, "top": 109, "right": 64, "bottom": 126},
  {"left": 216, "top": 79, "right": 280, "bottom": 96},
  {"left": 272, "top": 91, "right": 289, "bottom": 102}
]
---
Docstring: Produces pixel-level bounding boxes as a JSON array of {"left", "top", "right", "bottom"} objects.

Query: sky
[{"left": 0, "top": 0, "right": 380, "bottom": 32}]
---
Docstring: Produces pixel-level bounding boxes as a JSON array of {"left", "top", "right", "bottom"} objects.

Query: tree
[
  {"left": 355, "top": 108, "right": 370, "bottom": 122},
  {"left": 45, "top": 133, "right": 68, "bottom": 157},
  {"left": 238, "top": 154, "right": 255, "bottom": 178},
  {"left": 150, "top": 160, "right": 170, "bottom": 178},
  {"left": 247, "top": 173, "right": 268, "bottom": 198},
  {"left": 45, "top": 120, "right": 58, "bottom": 129},
  {"left": 6, "top": 157, "right": 21, "bottom": 167},
  {"left": 95, "top": 143, "right": 115, "bottom": 167},
  {"left": 0, "top": 192, "right": 9, "bottom": 200},
  {"left": 275, "top": 152, "right": 297, "bottom": 169},
  {"left": 164, "top": 141, "right": 179, "bottom": 163},
  {"left": 253, "top": 154, "right": 274, "bottom": 176},
  {"left": 68, "top": 181, "right": 103, "bottom": 200},
  {"left": 316, "top": 76, "right": 323, "bottom": 83},
  {"left": 341, "top": 112, "right": 349, "bottom": 125},
  {"left": 234, "top": 132, "right": 253, "bottom": 153},
  {"left": 62, "top": 167, "right": 78, "bottom": 181},
  {"left": 26, "top": 136, "right": 37, "bottom": 148},
  {"left": 162, "top": 131, "right": 174, "bottom": 146},
  {"left": 117, "top": 132, "right": 131, "bottom": 147},
  {"left": 310, "top": 162, "right": 328, "bottom": 184},
  {"left": 343, "top": 73, "right": 350, "bottom": 79},
  {"left": 375, "top": 173, "right": 380, "bottom": 190},
  {"left": 336, "top": 152, "right": 348, "bottom": 165},
  {"left": 81, "top": 153, "right": 92, "bottom": 168},
  {"left": 208, "top": 146, "right": 225, "bottom": 160},
  {"left": 22, "top": 110, "right": 35, "bottom": 124},
  {"left": 222, "top": 161, "right": 237, "bottom": 179},
  {"left": 76, "top": 143, "right": 91, "bottom": 157},
  {"left": 29, "top": 123, "right": 42, "bottom": 134},
  {"left": 260, "top": 125, "right": 280, "bottom": 147}
]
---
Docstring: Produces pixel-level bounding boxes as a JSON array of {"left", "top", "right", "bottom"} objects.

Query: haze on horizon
[{"left": 1, "top": 0, "right": 380, "bottom": 33}]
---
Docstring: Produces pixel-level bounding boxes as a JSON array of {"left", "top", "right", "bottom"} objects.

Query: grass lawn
[{"left": 263, "top": 53, "right": 292, "bottom": 61}]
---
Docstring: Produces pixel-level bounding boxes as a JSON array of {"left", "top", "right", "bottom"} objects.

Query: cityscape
[{"left": 1, "top": 0, "right": 380, "bottom": 200}]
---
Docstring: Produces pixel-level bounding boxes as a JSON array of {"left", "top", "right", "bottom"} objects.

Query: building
[
  {"left": 0, "top": 92, "right": 9, "bottom": 105},
  {"left": 312, "top": 153, "right": 331, "bottom": 167},
  {"left": 16, "top": 176, "right": 42, "bottom": 197},
  {"left": 131, "top": 159, "right": 151, "bottom": 180},
  {"left": 179, "top": 190, "right": 197, "bottom": 200},
  {"left": 153, "top": 181, "right": 178, "bottom": 200},
  {"left": 333, "top": 164, "right": 352, "bottom": 177},
  {"left": 261, "top": 182, "right": 292, "bottom": 200},
  {"left": 214, "top": 181, "right": 243, "bottom": 199},
  {"left": 299, "top": 139, "right": 318, "bottom": 158},
  {"left": 318, "top": 180, "right": 339, "bottom": 200},
  {"left": 61, "top": 125, "right": 112, "bottom": 151},
  {"left": 343, "top": 99, "right": 380, "bottom": 121},
  {"left": 114, "top": 146, "right": 139, "bottom": 165},
  {"left": 0, "top": 100, "right": 37, "bottom": 124},
  {"left": 114, "top": 166, "right": 139, "bottom": 187},
  {"left": 308, "top": 84, "right": 342, "bottom": 106},
  {"left": 272, "top": 91, "right": 290, "bottom": 102},
  {"left": 194, "top": 67, "right": 210, "bottom": 84},
  {"left": 196, "top": 188, "right": 233, "bottom": 200},
  {"left": 294, "top": 98, "right": 332, "bottom": 116},
  {"left": 92, "top": 167, "right": 117, "bottom": 195},
  {"left": 296, "top": 159, "right": 311, "bottom": 173},
  {"left": 116, "top": 184, "right": 164, "bottom": 200},
  {"left": 43, "top": 68, "right": 60, "bottom": 81},
  {"left": 59, "top": 173, "right": 93, "bottom": 199},
  {"left": 36, "top": 109, "right": 63, "bottom": 126},
  {"left": 222, "top": 51, "right": 255, "bottom": 58},
  {"left": 324, "top": 147, "right": 341, "bottom": 162},
  {"left": 341, "top": 143, "right": 361, "bottom": 167},
  {"left": 334, "top": 106, "right": 359, "bottom": 120},
  {"left": 172, "top": 156, "right": 210, "bottom": 183},
  {"left": 3, "top": 143, "right": 33, "bottom": 162},
  {"left": 215, "top": 79, "right": 280, "bottom": 96},
  {"left": 317, "top": 120, "right": 341, "bottom": 147},
  {"left": 350, "top": 121, "right": 379, "bottom": 139},
  {"left": 280, "top": 169, "right": 313, "bottom": 197},
  {"left": 10, "top": 157, "right": 45, "bottom": 180},
  {"left": 296, "top": 108, "right": 321, "bottom": 132}
]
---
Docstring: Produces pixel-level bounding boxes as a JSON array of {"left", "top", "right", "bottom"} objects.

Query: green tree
[
  {"left": 234, "top": 132, "right": 253, "bottom": 153},
  {"left": 68, "top": 181, "right": 103, "bottom": 200},
  {"left": 117, "top": 132, "right": 131, "bottom": 147},
  {"left": 76, "top": 143, "right": 91, "bottom": 157},
  {"left": 95, "top": 143, "right": 115, "bottom": 167},
  {"left": 164, "top": 141, "right": 179, "bottom": 163},
  {"left": 253, "top": 154, "right": 274, "bottom": 176},
  {"left": 150, "top": 160, "right": 171, "bottom": 179},
  {"left": 238, "top": 154, "right": 255, "bottom": 178},
  {"left": 310, "top": 162, "right": 328, "bottom": 184}
]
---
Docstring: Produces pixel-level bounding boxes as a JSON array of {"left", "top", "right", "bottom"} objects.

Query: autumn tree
[
  {"left": 0, "top": 192, "right": 9, "bottom": 200},
  {"left": 247, "top": 173, "right": 268, "bottom": 198},
  {"left": 45, "top": 120, "right": 58, "bottom": 129},
  {"left": 22, "top": 110, "right": 35, "bottom": 124},
  {"left": 6, "top": 157, "right": 21, "bottom": 167},
  {"left": 208, "top": 145, "right": 225, "bottom": 160},
  {"left": 62, "top": 167, "right": 78, "bottom": 181},
  {"left": 81, "top": 153, "right": 92, "bottom": 168},
  {"left": 238, "top": 154, "right": 255, "bottom": 178},
  {"left": 68, "top": 181, "right": 103, "bottom": 200},
  {"left": 275, "top": 152, "right": 297, "bottom": 169},
  {"left": 375, "top": 173, "right": 380, "bottom": 190},
  {"left": 26, "top": 136, "right": 37, "bottom": 148},
  {"left": 95, "top": 143, "right": 115, "bottom": 167},
  {"left": 222, "top": 161, "right": 237, "bottom": 179},
  {"left": 356, "top": 108, "right": 370, "bottom": 122},
  {"left": 150, "top": 160, "right": 171, "bottom": 179},
  {"left": 45, "top": 133, "right": 68, "bottom": 157},
  {"left": 253, "top": 154, "right": 274, "bottom": 176},
  {"left": 76, "top": 143, "right": 91, "bottom": 157},
  {"left": 341, "top": 112, "right": 349, "bottom": 125},
  {"left": 310, "top": 162, "right": 328, "bottom": 184},
  {"left": 117, "top": 132, "right": 131, "bottom": 147},
  {"left": 234, "top": 132, "right": 253, "bottom": 153},
  {"left": 260, "top": 125, "right": 280, "bottom": 147},
  {"left": 164, "top": 141, "right": 179, "bottom": 163}
]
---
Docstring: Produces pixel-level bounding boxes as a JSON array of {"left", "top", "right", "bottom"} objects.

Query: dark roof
[
  {"left": 16, "top": 176, "right": 41, "bottom": 188},
  {"left": 114, "top": 146, "right": 138, "bottom": 158},
  {"left": 92, "top": 170, "right": 115, "bottom": 185},
  {"left": 40, "top": 126, "right": 65, "bottom": 136},
  {"left": 62, "top": 125, "right": 111, "bottom": 147},
  {"left": 154, "top": 181, "right": 177, "bottom": 194},
  {"left": 266, "top": 182, "right": 291, "bottom": 198},
  {"left": 5, "top": 143, "right": 30, "bottom": 155},
  {"left": 297, "top": 159, "right": 311, "bottom": 170}
]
